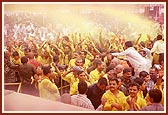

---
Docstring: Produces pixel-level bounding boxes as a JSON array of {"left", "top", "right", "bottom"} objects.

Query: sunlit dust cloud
[{"left": 4, "top": 3, "right": 163, "bottom": 41}]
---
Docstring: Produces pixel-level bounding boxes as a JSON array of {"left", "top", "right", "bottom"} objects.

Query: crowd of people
[{"left": 4, "top": 11, "right": 165, "bottom": 111}]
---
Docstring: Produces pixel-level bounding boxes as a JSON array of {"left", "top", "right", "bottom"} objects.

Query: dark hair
[
  {"left": 123, "top": 67, "right": 131, "bottom": 74},
  {"left": 157, "top": 34, "right": 162, "bottom": 40},
  {"left": 77, "top": 69, "right": 85, "bottom": 76},
  {"left": 139, "top": 71, "right": 149, "bottom": 78},
  {"left": 21, "top": 56, "right": 28, "bottom": 64},
  {"left": 129, "top": 82, "right": 140, "bottom": 90},
  {"left": 12, "top": 51, "right": 19, "bottom": 57},
  {"left": 98, "top": 77, "right": 108, "bottom": 86},
  {"left": 109, "top": 78, "right": 119, "bottom": 85},
  {"left": 53, "top": 55, "right": 59, "bottom": 62},
  {"left": 24, "top": 47, "right": 31, "bottom": 52},
  {"left": 125, "top": 41, "right": 133, "bottom": 48},
  {"left": 78, "top": 81, "right": 88, "bottom": 94},
  {"left": 134, "top": 77, "right": 144, "bottom": 86},
  {"left": 80, "top": 50, "right": 87, "bottom": 55},
  {"left": 95, "top": 60, "right": 103, "bottom": 68},
  {"left": 149, "top": 89, "right": 162, "bottom": 103},
  {"left": 42, "top": 66, "right": 51, "bottom": 75}
]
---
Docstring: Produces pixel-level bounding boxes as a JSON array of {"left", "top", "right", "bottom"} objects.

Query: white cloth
[
  {"left": 71, "top": 94, "right": 95, "bottom": 110},
  {"left": 142, "top": 47, "right": 153, "bottom": 73},
  {"left": 151, "top": 40, "right": 164, "bottom": 54},
  {"left": 112, "top": 47, "right": 148, "bottom": 77}
]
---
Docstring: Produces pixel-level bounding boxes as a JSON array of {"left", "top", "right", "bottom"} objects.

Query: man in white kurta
[{"left": 111, "top": 41, "right": 148, "bottom": 77}]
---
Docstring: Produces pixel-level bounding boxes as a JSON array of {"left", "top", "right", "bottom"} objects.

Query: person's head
[
  {"left": 129, "top": 82, "right": 140, "bottom": 98},
  {"left": 36, "top": 66, "right": 43, "bottom": 75},
  {"left": 114, "top": 64, "right": 124, "bottom": 74},
  {"left": 106, "top": 53, "right": 114, "bottom": 63},
  {"left": 28, "top": 52, "right": 35, "bottom": 59},
  {"left": 96, "top": 60, "right": 106, "bottom": 72},
  {"left": 139, "top": 71, "right": 150, "bottom": 82},
  {"left": 97, "top": 77, "right": 108, "bottom": 91},
  {"left": 24, "top": 47, "right": 31, "bottom": 57},
  {"left": 42, "top": 65, "right": 51, "bottom": 76},
  {"left": 53, "top": 55, "right": 59, "bottom": 64},
  {"left": 75, "top": 57, "right": 85, "bottom": 67},
  {"left": 156, "top": 34, "right": 162, "bottom": 40},
  {"left": 149, "top": 67, "right": 158, "bottom": 79},
  {"left": 149, "top": 89, "right": 162, "bottom": 103},
  {"left": 109, "top": 59, "right": 118, "bottom": 68},
  {"left": 124, "top": 41, "right": 133, "bottom": 49},
  {"left": 123, "top": 67, "right": 132, "bottom": 80},
  {"left": 134, "top": 77, "right": 146, "bottom": 91},
  {"left": 12, "top": 51, "right": 20, "bottom": 60},
  {"left": 73, "top": 51, "right": 80, "bottom": 59},
  {"left": 78, "top": 81, "right": 88, "bottom": 94},
  {"left": 21, "top": 56, "right": 28, "bottom": 64},
  {"left": 79, "top": 50, "right": 87, "bottom": 58},
  {"left": 71, "top": 66, "right": 82, "bottom": 76},
  {"left": 64, "top": 45, "right": 71, "bottom": 54},
  {"left": 43, "top": 51, "right": 50, "bottom": 58},
  {"left": 109, "top": 78, "right": 119, "bottom": 92},
  {"left": 117, "top": 76, "right": 124, "bottom": 88},
  {"left": 77, "top": 70, "right": 87, "bottom": 81},
  {"left": 33, "top": 50, "right": 39, "bottom": 58},
  {"left": 107, "top": 70, "right": 117, "bottom": 80}
]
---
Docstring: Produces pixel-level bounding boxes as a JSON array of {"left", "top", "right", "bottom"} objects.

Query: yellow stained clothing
[
  {"left": 125, "top": 95, "right": 147, "bottom": 110},
  {"left": 102, "top": 90, "right": 127, "bottom": 111},
  {"left": 10, "top": 57, "right": 21, "bottom": 65},
  {"left": 137, "top": 91, "right": 144, "bottom": 99},
  {"left": 84, "top": 58, "right": 91, "bottom": 69},
  {"left": 85, "top": 54, "right": 94, "bottom": 61},
  {"left": 38, "top": 57, "right": 52, "bottom": 65},
  {"left": 62, "top": 72, "right": 78, "bottom": 87},
  {"left": 89, "top": 69, "right": 105, "bottom": 84},
  {"left": 68, "top": 58, "right": 76, "bottom": 69},
  {"left": 70, "top": 80, "right": 91, "bottom": 95},
  {"left": 38, "top": 77, "right": 60, "bottom": 101},
  {"left": 63, "top": 54, "right": 70, "bottom": 65},
  {"left": 35, "top": 55, "right": 42, "bottom": 63},
  {"left": 15, "top": 46, "right": 25, "bottom": 57}
]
